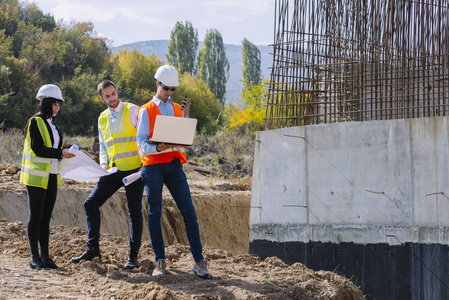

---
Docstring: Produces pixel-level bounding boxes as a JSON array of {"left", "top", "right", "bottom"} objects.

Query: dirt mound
[
  {"left": 0, "top": 164, "right": 364, "bottom": 299},
  {"left": 0, "top": 220, "right": 364, "bottom": 299}
]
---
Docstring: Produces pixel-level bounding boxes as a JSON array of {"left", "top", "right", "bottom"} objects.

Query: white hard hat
[
  {"left": 36, "top": 84, "right": 65, "bottom": 101},
  {"left": 154, "top": 65, "right": 179, "bottom": 87}
]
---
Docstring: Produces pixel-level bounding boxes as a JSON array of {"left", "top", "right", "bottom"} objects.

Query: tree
[
  {"left": 20, "top": 3, "right": 56, "bottom": 33},
  {"left": 228, "top": 80, "right": 268, "bottom": 134},
  {"left": 58, "top": 71, "right": 106, "bottom": 135},
  {"left": 172, "top": 72, "right": 223, "bottom": 133},
  {"left": 242, "top": 38, "right": 261, "bottom": 92},
  {"left": 196, "top": 29, "right": 229, "bottom": 106},
  {"left": 112, "top": 50, "right": 163, "bottom": 105},
  {"left": 167, "top": 21, "right": 198, "bottom": 75}
]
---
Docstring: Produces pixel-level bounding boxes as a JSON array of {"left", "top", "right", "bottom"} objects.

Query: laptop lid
[{"left": 149, "top": 115, "right": 197, "bottom": 146}]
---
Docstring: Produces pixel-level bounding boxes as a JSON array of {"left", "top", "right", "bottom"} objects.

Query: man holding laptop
[{"left": 136, "top": 65, "right": 210, "bottom": 279}]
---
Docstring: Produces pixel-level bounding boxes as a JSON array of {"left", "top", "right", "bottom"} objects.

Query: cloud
[
  {"left": 34, "top": 0, "right": 274, "bottom": 45},
  {"left": 43, "top": 0, "right": 271, "bottom": 25}
]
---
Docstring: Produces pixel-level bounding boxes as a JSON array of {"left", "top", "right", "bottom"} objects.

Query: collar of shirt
[
  {"left": 152, "top": 96, "right": 173, "bottom": 106},
  {"left": 46, "top": 117, "right": 54, "bottom": 125}
]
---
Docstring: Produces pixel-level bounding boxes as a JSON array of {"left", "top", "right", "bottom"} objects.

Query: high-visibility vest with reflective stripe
[
  {"left": 99, "top": 102, "right": 141, "bottom": 171},
  {"left": 20, "top": 117, "right": 62, "bottom": 188},
  {"left": 138, "top": 101, "right": 187, "bottom": 166}
]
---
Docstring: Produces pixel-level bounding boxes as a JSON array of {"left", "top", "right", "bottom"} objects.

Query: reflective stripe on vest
[
  {"left": 138, "top": 101, "right": 187, "bottom": 166},
  {"left": 19, "top": 117, "right": 62, "bottom": 188},
  {"left": 99, "top": 102, "right": 141, "bottom": 171}
]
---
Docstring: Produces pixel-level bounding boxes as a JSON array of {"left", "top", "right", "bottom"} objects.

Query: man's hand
[
  {"left": 157, "top": 143, "right": 182, "bottom": 152},
  {"left": 101, "top": 163, "right": 109, "bottom": 170},
  {"left": 181, "top": 97, "right": 190, "bottom": 118}
]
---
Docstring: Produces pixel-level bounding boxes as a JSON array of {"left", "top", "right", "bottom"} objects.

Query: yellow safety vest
[
  {"left": 20, "top": 116, "right": 62, "bottom": 188},
  {"left": 99, "top": 102, "right": 141, "bottom": 171}
]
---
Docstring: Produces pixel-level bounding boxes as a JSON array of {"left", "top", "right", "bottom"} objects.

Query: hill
[{"left": 113, "top": 40, "right": 272, "bottom": 105}]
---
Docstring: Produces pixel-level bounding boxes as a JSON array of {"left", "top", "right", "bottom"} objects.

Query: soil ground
[{"left": 0, "top": 164, "right": 365, "bottom": 299}]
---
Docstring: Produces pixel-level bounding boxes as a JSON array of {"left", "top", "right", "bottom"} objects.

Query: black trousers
[{"left": 26, "top": 174, "right": 58, "bottom": 259}]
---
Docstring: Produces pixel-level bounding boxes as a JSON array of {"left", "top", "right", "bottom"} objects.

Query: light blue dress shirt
[{"left": 136, "top": 96, "right": 176, "bottom": 154}]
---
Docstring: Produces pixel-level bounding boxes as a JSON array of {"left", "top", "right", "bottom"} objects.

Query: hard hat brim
[{"left": 36, "top": 95, "right": 65, "bottom": 102}]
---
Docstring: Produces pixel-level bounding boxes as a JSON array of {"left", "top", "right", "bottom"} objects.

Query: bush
[
  {"left": 190, "top": 127, "right": 255, "bottom": 179},
  {"left": 0, "top": 128, "right": 25, "bottom": 164}
]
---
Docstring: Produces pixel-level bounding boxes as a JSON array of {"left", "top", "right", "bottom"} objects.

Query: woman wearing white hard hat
[{"left": 20, "top": 84, "right": 75, "bottom": 270}]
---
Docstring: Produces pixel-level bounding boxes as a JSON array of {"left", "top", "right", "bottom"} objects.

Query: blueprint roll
[
  {"left": 68, "top": 144, "right": 79, "bottom": 153},
  {"left": 122, "top": 170, "right": 141, "bottom": 186}
]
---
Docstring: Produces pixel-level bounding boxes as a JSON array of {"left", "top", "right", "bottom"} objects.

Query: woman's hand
[{"left": 62, "top": 149, "right": 75, "bottom": 159}]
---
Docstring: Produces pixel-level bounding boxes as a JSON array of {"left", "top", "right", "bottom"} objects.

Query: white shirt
[{"left": 47, "top": 118, "right": 60, "bottom": 174}]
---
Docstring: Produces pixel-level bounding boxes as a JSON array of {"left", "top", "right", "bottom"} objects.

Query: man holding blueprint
[
  {"left": 136, "top": 65, "right": 210, "bottom": 279},
  {"left": 71, "top": 80, "right": 143, "bottom": 270}
]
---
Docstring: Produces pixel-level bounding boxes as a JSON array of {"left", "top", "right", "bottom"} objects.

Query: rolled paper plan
[{"left": 122, "top": 170, "right": 141, "bottom": 186}]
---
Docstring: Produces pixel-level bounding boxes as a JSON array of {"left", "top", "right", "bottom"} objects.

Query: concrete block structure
[{"left": 250, "top": 116, "right": 449, "bottom": 299}]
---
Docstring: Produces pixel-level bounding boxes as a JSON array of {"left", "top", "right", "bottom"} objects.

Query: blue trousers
[
  {"left": 84, "top": 168, "right": 143, "bottom": 251},
  {"left": 142, "top": 158, "right": 204, "bottom": 262}
]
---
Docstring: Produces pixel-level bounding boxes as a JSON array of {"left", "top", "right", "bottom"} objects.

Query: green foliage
[
  {"left": 193, "top": 126, "right": 255, "bottom": 176},
  {"left": 0, "top": 0, "right": 56, "bottom": 57},
  {"left": 242, "top": 38, "right": 261, "bottom": 92},
  {"left": 0, "top": 0, "right": 113, "bottom": 134},
  {"left": 268, "top": 82, "right": 309, "bottom": 128},
  {"left": 196, "top": 29, "right": 229, "bottom": 105},
  {"left": 168, "top": 72, "right": 223, "bottom": 132},
  {"left": 20, "top": 21, "right": 110, "bottom": 83},
  {"left": 0, "top": 24, "right": 37, "bottom": 129},
  {"left": 228, "top": 81, "right": 268, "bottom": 134},
  {"left": 112, "top": 49, "right": 163, "bottom": 105},
  {"left": 58, "top": 72, "right": 106, "bottom": 135},
  {"left": 167, "top": 21, "right": 198, "bottom": 75},
  {"left": 0, "top": 1, "right": 230, "bottom": 139},
  {"left": 20, "top": 3, "right": 56, "bottom": 33}
]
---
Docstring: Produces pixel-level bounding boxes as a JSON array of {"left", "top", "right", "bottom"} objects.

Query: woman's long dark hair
[
  {"left": 34, "top": 97, "right": 63, "bottom": 120},
  {"left": 24, "top": 97, "right": 63, "bottom": 133}
]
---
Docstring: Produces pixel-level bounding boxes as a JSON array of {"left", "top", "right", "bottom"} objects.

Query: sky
[{"left": 33, "top": 0, "right": 276, "bottom": 47}]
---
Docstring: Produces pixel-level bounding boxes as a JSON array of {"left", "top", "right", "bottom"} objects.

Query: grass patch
[
  {"left": 0, "top": 128, "right": 25, "bottom": 164},
  {"left": 0, "top": 129, "right": 96, "bottom": 165}
]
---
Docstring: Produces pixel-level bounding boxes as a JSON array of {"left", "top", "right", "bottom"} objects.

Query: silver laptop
[{"left": 149, "top": 115, "right": 197, "bottom": 146}]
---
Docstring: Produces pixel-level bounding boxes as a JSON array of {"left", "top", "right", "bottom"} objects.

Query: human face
[
  {"left": 100, "top": 85, "right": 119, "bottom": 109},
  {"left": 52, "top": 101, "right": 61, "bottom": 117},
  {"left": 156, "top": 81, "right": 176, "bottom": 101}
]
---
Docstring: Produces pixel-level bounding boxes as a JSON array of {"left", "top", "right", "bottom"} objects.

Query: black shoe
[
  {"left": 71, "top": 244, "right": 101, "bottom": 263},
  {"left": 42, "top": 258, "right": 59, "bottom": 269},
  {"left": 124, "top": 250, "right": 139, "bottom": 269},
  {"left": 30, "top": 259, "right": 44, "bottom": 270}
]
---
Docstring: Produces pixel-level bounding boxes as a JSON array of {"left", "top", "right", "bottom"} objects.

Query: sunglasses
[{"left": 159, "top": 82, "right": 176, "bottom": 92}]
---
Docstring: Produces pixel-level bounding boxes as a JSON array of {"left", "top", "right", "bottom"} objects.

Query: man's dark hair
[{"left": 97, "top": 80, "right": 116, "bottom": 98}]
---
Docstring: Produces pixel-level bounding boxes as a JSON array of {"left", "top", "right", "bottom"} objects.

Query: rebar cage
[{"left": 265, "top": 0, "right": 449, "bottom": 130}]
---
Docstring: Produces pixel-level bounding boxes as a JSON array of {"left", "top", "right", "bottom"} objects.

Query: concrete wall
[
  {"left": 250, "top": 116, "right": 449, "bottom": 299},
  {"left": 251, "top": 116, "right": 449, "bottom": 245}
]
